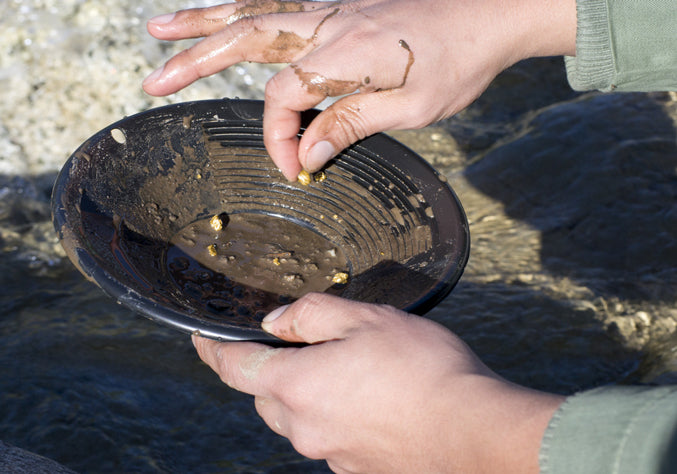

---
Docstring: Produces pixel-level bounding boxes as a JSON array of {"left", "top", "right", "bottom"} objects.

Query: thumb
[
  {"left": 298, "top": 90, "right": 428, "bottom": 173},
  {"left": 261, "top": 293, "right": 380, "bottom": 344}
]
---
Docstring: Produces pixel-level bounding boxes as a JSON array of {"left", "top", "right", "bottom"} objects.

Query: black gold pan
[{"left": 51, "top": 99, "right": 469, "bottom": 343}]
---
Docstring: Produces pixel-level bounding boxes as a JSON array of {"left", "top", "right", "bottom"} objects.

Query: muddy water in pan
[{"left": 2, "top": 1, "right": 677, "bottom": 472}]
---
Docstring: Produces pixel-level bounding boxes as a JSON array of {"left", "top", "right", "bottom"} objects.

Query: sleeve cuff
[
  {"left": 564, "top": 0, "right": 614, "bottom": 91},
  {"left": 565, "top": 0, "right": 677, "bottom": 92},
  {"left": 539, "top": 385, "right": 677, "bottom": 474}
]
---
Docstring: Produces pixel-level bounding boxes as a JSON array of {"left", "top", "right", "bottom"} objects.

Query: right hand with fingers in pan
[{"left": 142, "top": 0, "right": 576, "bottom": 181}]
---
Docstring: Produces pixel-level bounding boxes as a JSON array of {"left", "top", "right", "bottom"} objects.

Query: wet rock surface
[
  {"left": 1, "top": 1, "right": 676, "bottom": 473},
  {"left": 0, "top": 440, "right": 78, "bottom": 474}
]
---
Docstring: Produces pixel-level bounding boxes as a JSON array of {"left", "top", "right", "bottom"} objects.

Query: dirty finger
[
  {"left": 192, "top": 335, "right": 294, "bottom": 398},
  {"left": 262, "top": 37, "right": 417, "bottom": 177},
  {"left": 147, "top": 0, "right": 335, "bottom": 40},
  {"left": 143, "top": 7, "right": 340, "bottom": 96}
]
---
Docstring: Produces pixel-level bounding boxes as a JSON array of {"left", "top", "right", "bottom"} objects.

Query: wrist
[
  {"left": 439, "top": 375, "right": 564, "bottom": 474},
  {"left": 507, "top": 0, "right": 577, "bottom": 61},
  {"left": 486, "top": 380, "right": 565, "bottom": 473}
]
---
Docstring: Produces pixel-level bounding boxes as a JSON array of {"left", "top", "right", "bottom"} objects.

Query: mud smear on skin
[
  {"left": 262, "top": 7, "right": 340, "bottom": 62},
  {"left": 231, "top": 3, "right": 415, "bottom": 94},
  {"left": 291, "top": 65, "right": 363, "bottom": 97},
  {"left": 227, "top": 0, "right": 308, "bottom": 25},
  {"left": 177, "top": 1, "right": 310, "bottom": 32},
  {"left": 396, "top": 39, "right": 414, "bottom": 88},
  {"left": 291, "top": 38, "right": 415, "bottom": 98},
  {"left": 266, "top": 31, "right": 310, "bottom": 62}
]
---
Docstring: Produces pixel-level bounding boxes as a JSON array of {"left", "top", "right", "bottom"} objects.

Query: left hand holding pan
[{"left": 192, "top": 293, "right": 563, "bottom": 474}]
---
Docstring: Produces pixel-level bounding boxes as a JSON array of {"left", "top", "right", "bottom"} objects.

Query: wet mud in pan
[
  {"left": 168, "top": 213, "right": 349, "bottom": 320},
  {"left": 52, "top": 99, "right": 469, "bottom": 342}
]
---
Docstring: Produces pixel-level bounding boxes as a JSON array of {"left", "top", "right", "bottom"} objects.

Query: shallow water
[{"left": 2, "top": 1, "right": 677, "bottom": 473}]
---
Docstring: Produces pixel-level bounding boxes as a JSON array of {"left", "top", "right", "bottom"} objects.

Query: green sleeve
[
  {"left": 564, "top": 0, "right": 677, "bottom": 91},
  {"left": 539, "top": 385, "right": 677, "bottom": 474}
]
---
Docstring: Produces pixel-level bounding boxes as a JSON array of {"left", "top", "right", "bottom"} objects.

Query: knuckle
[
  {"left": 290, "top": 293, "right": 333, "bottom": 332},
  {"left": 174, "top": 48, "right": 209, "bottom": 81},
  {"left": 405, "top": 95, "right": 444, "bottom": 129},
  {"left": 264, "top": 72, "right": 287, "bottom": 102},
  {"left": 263, "top": 355, "right": 320, "bottom": 408},
  {"left": 325, "top": 103, "right": 371, "bottom": 145},
  {"left": 217, "top": 365, "right": 242, "bottom": 391},
  {"left": 294, "top": 291, "right": 330, "bottom": 312},
  {"left": 175, "top": 7, "right": 212, "bottom": 34},
  {"left": 288, "top": 431, "right": 326, "bottom": 460},
  {"left": 278, "top": 378, "right": 313, "bottom": 408}
]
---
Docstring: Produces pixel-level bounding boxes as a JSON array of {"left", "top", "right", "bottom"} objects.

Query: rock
[{"left": 0, "top": 440, "right": 78, "bottom": 474}]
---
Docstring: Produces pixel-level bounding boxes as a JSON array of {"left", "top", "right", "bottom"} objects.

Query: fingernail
[
  {"left": 262, "top": 305, "right": 289, "bottom": 325},
  {"left": 143, "top": 65, "right": 165, "bottom": 86},
  {"left": 306, "top": 141, "right": 335, "bottom": 172},
  {"left": 149, "top": 13, "right": 176, "bottom": 25}
]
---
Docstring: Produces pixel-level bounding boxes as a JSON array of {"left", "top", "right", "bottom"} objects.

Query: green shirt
[
  {"left": 565, "top": 0, "right": 677, "bottom": 91},
  {"left": 540, "top": 386, "right": 677, "bottom": 473},
  {"left": 544, "top": 2, "right": 676, "bottom": 471}
]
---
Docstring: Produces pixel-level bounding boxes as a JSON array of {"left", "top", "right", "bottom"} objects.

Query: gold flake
[
  {"left": 210, "top": 214, "right": 223, "bottom": 231},
  {"left": 297, "top": 170, "right": 311, "bottom": 185},
  {"left": 331, "top": 272, "right": 349, "bottom": 285}
]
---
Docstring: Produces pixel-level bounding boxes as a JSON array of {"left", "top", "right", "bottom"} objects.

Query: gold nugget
[
  {"left": 331, "top": 272, "right": 349, "bottom": 285},
  {"left": 210, "top": 215, "right": 223, "bottom": 231},
  {"left": 314, "top": 171, "right": 327, "bottom": 183},
  {"left": 207, "top": 244, "right": 218, "bottom": 257},
  {"left": 297, "top": 170, "right": 311, "bottom": 185}
]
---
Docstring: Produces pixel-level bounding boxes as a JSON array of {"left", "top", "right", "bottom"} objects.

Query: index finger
[
  {"left": 147, "top": 1, "right": 326, "bottom": 40},
  {"left": 142, "top": 8, "right": 331, "bottom": 96},
  {"left": 192, "top": 335, "right": 296, "bottom": 398}
]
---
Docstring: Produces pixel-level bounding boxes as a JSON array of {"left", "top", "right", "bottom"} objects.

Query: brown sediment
[
  {"left": 169, "top": 213, "right": 349, "bottom": 299},
  {"left": 311, "top": 7, "right": 340, "bottom": 40},
  {"left": 396, "top": 39, "right": 414, "bottom": 89},
  {"left": 292, "top": 38, "right": 413, "bottom": 97},
  {"left": 65, "top": 114, "right": 446, "bottom": 331},
  {"left": 264, "top": 30, "right": 308, "bottom": 62},
  {"left": 261, "top": 8, "right": 339, "bottom": 63},
  {"left": 227, "top": 0, "right": 307, "bottom": 24},
  {"left": 292, "top": 65, "right": 362, "bottom": 97}
]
